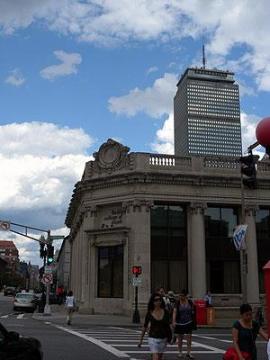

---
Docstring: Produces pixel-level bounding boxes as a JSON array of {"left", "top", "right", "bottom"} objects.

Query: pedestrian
[
  {"left": 65, "top": 290, "right": 76, "bottom": 325},
  {"left": 158, "top": 287, "right": 171, "bottom": 312},
  {"left": 167, "top": 290, "right": 177, "bottom": 344},
  {"left": 224, "top": 303, "right": 268, "bottom": 360},
  {"left": 172, "top": 289, "right": 197, "bottom": 359},
  {"left": 138, "top": 292, "right": 172, "bottom": 360},
  {"left": 204, "top": 290, "right": 212, "bottom": 307}
]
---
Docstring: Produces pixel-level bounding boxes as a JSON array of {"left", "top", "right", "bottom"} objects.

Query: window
[
  {"left": 256, "top": 209, "right": 270, "bottom": 292},
  {"left": 205, "top": 207, "right": 240, "bottom": 293},
  {"left": 151, "top": 204, "right": 187, "bottom": 293},
  {"left": 98, "top": 245, "right": 123, "bottom": 298}
]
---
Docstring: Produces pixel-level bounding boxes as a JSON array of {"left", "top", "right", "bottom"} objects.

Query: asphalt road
[{"left": 0, "top": 294, "right": 269, "bottom": 359}]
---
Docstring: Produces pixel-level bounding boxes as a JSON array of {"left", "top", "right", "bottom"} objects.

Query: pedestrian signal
[{"left": 132, "top": 266, "right": 142, "bottom": 275}]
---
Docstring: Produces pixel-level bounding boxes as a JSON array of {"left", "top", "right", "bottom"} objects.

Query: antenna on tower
[{"left": 202, "top": 44, "right": 206, "bottom": 69}]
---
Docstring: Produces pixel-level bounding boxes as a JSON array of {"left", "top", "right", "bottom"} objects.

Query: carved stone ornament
[
  {"left": 188, "top": 202, "right": 207, "bottom": 215},
  {"left": 93, "top": 139, "right": 130, "bottom": 174}
]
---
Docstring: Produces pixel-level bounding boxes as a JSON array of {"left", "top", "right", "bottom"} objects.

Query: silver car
[{"left": 13, "top": 293, "right": 37, "bottom": 312}]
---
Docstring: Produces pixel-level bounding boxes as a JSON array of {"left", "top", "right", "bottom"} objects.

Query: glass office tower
[{"left": 174, "top": 67, "right": 242, "bottom": 156}]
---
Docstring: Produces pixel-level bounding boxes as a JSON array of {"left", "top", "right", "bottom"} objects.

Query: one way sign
[
  {"left": 0, "top": 221, "right": 10, "bottom": 231},
  {"left": 233, "top": 224, "right": 248, "bottom": 251}
]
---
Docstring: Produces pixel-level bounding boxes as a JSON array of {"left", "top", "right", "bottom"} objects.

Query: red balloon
[{"left": 256, "top": 117, "right": 270, "bottom": 147}]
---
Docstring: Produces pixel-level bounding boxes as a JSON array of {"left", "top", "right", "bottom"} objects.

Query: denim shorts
[{"left": 148, "top": 337, "right": 167, "bottom": 353}]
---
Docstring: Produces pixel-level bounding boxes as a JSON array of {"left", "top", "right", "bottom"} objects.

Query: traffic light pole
[
  {"left": 240, "top": 173, "right": 248, "bottom": 304},
  {"left": 132, "top": 273, "right": 140, "bottom": 324},
  {"left": 44, "top": 283, "right": 51, "bottom": 316}
]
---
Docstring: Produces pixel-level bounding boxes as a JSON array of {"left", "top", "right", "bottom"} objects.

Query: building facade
[
  {"left": 174, "top": 67, "right": 242, "bottom": 157},
  {"left": 0, "top": 240, "right": 19, "bottom": 273},
  {"left": 65, "top": 139, "right": 270, "bottom": 315},
  {"left": 56, "top": 237, "right": 71, "bottom": 291}
]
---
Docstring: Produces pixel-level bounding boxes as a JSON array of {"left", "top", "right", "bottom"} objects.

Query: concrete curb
[{"left": 32, "top": 312, "right": 232, "bottom": 329}]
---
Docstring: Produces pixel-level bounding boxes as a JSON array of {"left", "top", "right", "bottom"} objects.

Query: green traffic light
[{"left": 47, "top": 257, "right": 53, "bottom": 264}]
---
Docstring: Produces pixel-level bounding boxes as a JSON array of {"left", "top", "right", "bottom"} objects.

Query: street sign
[
  {"left": 49, "top": 235, "right": 65, "bottom": 240},
  {"left": 233, "top": 224, "right": 248, "bottom": 250},
  {"left": 45, "top": 266, "right": 53, "bottom": 274},
  {"left": 42, "top": 273, "right": 53, "bottom": 285},
  {"left": 132, "top": 277, "right": 142, "bottom": 287},
  {"left": 0, "top": 221, "right": 10, "bottom": 231}
]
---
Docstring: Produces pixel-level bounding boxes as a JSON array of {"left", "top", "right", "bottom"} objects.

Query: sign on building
[{"left": 233, "top": 225, "right": 248, "bottom": 251}]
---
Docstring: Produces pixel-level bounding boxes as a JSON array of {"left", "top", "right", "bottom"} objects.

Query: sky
[{"left": 0, "top": 0, "right": 270, "bottom": 266}]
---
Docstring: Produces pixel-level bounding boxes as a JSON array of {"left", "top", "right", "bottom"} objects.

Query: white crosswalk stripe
[
  {"left": 0, "top": 312, "right": 32, "bottom": 319},
  {"left": 56, "top": 326, "right": 225, "bottom": 359}
]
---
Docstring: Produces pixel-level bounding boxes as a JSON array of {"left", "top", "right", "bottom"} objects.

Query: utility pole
[
  {"left": 0, "top": 221, "right": 64, "bottom": 316},
  {"left": 239, "top": 148, "right": 259, "bottom": 303},
  {"left": 240, "top": 172, "right": 247, "bottom": 303}
]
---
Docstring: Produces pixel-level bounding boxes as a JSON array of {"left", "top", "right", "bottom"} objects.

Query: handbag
[{"left": 223, "top": 347, "right": 251, "bottom": 360}]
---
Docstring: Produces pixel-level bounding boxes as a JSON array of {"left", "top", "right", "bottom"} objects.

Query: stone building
[
  {"left": 65, "top": 139, "right": 270, "bottom": 315},
  {"left": 56, "top": 237, "right": 71, "bottom": 291},
  {"left": 0, "top": 240, "right": 19, "bottom": 273}
]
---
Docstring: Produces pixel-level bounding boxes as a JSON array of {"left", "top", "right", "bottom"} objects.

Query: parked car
[
  {"left": 0, "top": 321, "right": 43, "bottom": 359},
  {"left": 4, "top": 287, "right": 16, "bottom": 296},
  {"left": 13, "top": 292, "right": 37, "bottom": 312}
]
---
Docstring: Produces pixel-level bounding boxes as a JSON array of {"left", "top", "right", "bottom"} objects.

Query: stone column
[
  {"left": 124, "top": 200, "right": 152, "bottom": 310},
  {"left": 188, "top": 202, "right": 207, "bottom": 299},
  {"left": 80, "top": 217, "right": 89, "bottom": 304},
  {"left": 245, "top": 206, "right": 260, "bottom": 304},
  {"left": 84, "top": 206, "right": 97, "bottom": 313}
]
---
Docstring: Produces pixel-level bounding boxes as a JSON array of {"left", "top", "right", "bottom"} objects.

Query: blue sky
[{"left": 0, "top": 0, "right": 269, "bottom": 265}]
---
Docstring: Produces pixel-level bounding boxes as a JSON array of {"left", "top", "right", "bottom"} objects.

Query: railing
[
  {"left": 149, "top": 155, "right": 175, "bottom": 167},
  {"left": 204, "top": 156, "right": 240, "bottom": 170}
]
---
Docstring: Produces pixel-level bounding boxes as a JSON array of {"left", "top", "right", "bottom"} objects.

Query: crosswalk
[
  {"left": 0, "top": 312, "right": 31, "bottom": 319},
  {"left": 55, "top": 325, "right": 225, "bottom": 359}
]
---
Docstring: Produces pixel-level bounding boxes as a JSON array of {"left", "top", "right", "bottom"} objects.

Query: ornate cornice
[
  {"left": 245, "top": 205, "right": 259, "bottom": 217},
  {"left": 188, "top": 202, "right": 207, "bottom": 215}
]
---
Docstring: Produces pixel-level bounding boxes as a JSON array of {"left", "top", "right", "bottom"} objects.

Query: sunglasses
[{"left": 154, "top": 298, "right": 162, "bottom": 302}]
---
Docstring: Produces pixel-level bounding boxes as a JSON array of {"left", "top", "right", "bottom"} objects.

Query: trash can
[
  {"left": 207, "top": 307, "right": 215, "bottom": 325},
  {"left": 194, "top": 299, "right": 207, "bottom": 325}
]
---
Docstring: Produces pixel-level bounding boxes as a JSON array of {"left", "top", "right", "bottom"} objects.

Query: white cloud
[
  {"left": 108, "top": 73, "right": 177, "bottom": 118},
  {"left": 0, "top": 121, "right": 92, "bottom": 156},
  {"left": 1, "top": 1, "right": 270, "bottom": 89},
  {"left": 0, "top": 121, "right": 94, "bottom": 264},
  {"left": 40, "top": 50, "right": 82, "bottom": 80},
  {"left": 151, "top": 113, "right": 174, "bottom": 154},
  {"left": 5, "top": 68, "right": 25, "bottom": 87},
  {"left": 146, "top": 66, "right": 158, "bottom": 75}
]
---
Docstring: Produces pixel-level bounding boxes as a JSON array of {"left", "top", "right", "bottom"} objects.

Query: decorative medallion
[{"left": 93, "top": 138, "right": 130, "bottom": 172}]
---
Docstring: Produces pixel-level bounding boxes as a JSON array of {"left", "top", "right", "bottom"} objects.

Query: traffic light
[
  {"left": 240, "top": 153, "right": 258, "bottom": 189},
  {"left": 132, "top": 266, "right": 142, "bottom": 275},
  {"left": 47, "top": 244, "right": 54, "bottom": 264}
]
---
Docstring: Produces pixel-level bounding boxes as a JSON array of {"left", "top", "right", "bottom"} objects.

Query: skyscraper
[{"left": 174, "top": 67, "right": 242, "bottom": 157}]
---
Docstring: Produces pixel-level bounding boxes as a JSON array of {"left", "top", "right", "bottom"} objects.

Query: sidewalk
[
  {"left": 33, "top": 305, "right": 142, "bottom": 327},
  {"left": 33, "top": 305, "right": 232, "bottom": 328}
]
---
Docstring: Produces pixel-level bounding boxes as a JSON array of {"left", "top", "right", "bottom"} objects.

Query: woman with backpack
[{"left": 172, "top": 289, "right": 197, "bottom": 359}]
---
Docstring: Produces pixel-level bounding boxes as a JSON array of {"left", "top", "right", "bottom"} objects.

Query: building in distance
[
  {"left": 0, "top": 240, "right": 19, "bottom": 273},
  {"left": 174, "top": 67, "right": 242, "bottom": 157}
]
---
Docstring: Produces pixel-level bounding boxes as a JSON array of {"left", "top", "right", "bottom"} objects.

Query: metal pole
[
  {"left": 43, "top": 283, "right": 51, "bottom": 315},
  {"left": 132, "top": 274, "right": 140, "bottom": 323},
  {"left": 240, "top": 172, "right": 248, "bottom": 303}
]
